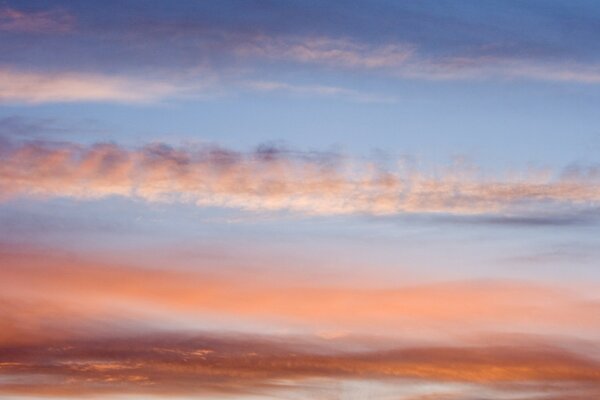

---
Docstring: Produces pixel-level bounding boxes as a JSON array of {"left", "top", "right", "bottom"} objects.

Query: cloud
[
  {"left": 430, "top": 211, "right": 600, "bottom": 227},
  {"left": 0, "top": 69, "right": 196, "bottom": 104},
  {"left": 0, "top": 332, "right": 600, "bottom": 398},
  {"left": 0, "top": 67, "right": 391, "bottom": 105},
  {"left": 3, "top": 3, "right": 600, "bottom": 88},
  {"left": 2, "top": 35, "right": 600, "bottom": 107},
  {"left": 239, "top": 36, "right": 414, "bottom": 69},
  {"left": 0, "top": 6, "right": 73, "bottom": 33},
  {"left": 1, "top": 137, "right": 600, "bottom": 219},
  {"left": 400, "top": 57, "right": 600, "bottom": 84},
  {"left": 245, "top": 80, "right": 396, "bottom": 103},
  {"left": 2, "top": 243, "right": 599, "bottom": 398},
  {"left": 1, "top": 245, "right": 599, "bottom": 346},
  {"left": 241, "top": 35, "right": 600, "bottom": 84}
]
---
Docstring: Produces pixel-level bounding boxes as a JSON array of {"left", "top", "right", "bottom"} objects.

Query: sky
[{"left": 1, "top": 1, "right": 600, "bottom": 399}]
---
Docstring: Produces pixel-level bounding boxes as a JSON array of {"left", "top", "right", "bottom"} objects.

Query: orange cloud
[
  {"left": 1, "top": 138, "right": 599, "bottom": 218},
  {"left": 1, "top": 245, "right": 599, "bottom": 346},
  {"left": 1, "top": 333, "right": 600, "bottom": 398}
]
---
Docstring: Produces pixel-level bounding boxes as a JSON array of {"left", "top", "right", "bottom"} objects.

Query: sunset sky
[{"left": 2, "top": 1, "right": 600, "bottom": 399}]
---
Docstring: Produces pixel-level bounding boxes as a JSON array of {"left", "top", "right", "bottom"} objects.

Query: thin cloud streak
[
  {"left": 0, "top": 67, "right": 385, "bottom": 105},
  {"left": 1, "top": 36, "right": 599, "bottom": 107},
  {"left": 245, "top": 80, "right": 396, "bottom": 103},
  {"left": 238, "top": 36, "right": 415, "bottom": 69},
  {"left": 238, "top": 35, "right": 600, "bottom": 84},
  {"left": 1, "top": 138, "right": 600, "bottom": 218},
  {"left": 2, "top": 36, "right": 599, "bottom": 107},
  {"left": 0, "top": 69, "right": 199, "bottom": 104},
  {"left": 1, "top": 333, "right": 600, "bottom": 398},
  {"left": 0, "top": 6, "right": 73, "bottom": 33},
  {"left": 3, "top": 4, "right": 600, "bottom": 87}
]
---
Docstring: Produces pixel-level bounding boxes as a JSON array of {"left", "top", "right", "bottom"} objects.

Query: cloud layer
[
  {"left": 3, "top": 34, "right": 600, "bottom": 105},
  {"left": 1, "top": 238, "right": 599, "bottom": 399},
  {"left": 4, "top": 3, "right": 600, "bottom": 105},
  {"left": 1, "top": 245, "right": 599, "bottom": 346},
  {"left": 1, "top": 4, "right": 599, "bottom": 399},
  {"left": 1, "top": 138, "right": 599, "bottom": 218},
  {"left": 241, "top": 36, "right": 600, "bottom": 84},
  {"left": 2, "top": 333, "right": 600, "bottom": 398}
]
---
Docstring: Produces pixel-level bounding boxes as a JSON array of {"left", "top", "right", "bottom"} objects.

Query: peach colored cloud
[
  {"left": 1, "top": 139, "right": 599, "bottom": 217},
  {"left": 0, "top": 69, "right": 196, "bottom": 104},
  {"left": 1, "top": 246, "right": 599, "bottom": 346}
]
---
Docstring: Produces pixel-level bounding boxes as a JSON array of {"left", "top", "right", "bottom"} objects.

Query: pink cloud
[
  {"left": 0, "top": 69, "right": 192, "bottom": 104},
  {"left": 1, "top": 139, "right": 599, "bottom": 218},
  {"left": 239, "top": 35, "right": 600, "bottom": 84}
]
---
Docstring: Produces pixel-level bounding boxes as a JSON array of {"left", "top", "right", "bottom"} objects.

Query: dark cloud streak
[{"left": 1, "top": 333, "right": 600, "bottom": 398}]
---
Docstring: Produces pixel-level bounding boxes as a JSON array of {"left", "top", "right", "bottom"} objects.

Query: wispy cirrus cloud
[
  {"left": 245, "top": 80, "right": 396, "bottom": 103},
  {"left": 241, "top": 35, "right": 600, "bottom": 84},
  {"left": 0, "top": 69, "right": 198, "bottom": 104},
  {"left": 1, "top": 137, "right": 599, "bottom": 219},
  {"left": 3, "top": 3, "right": 600, "bottom": 89},
  {"left": 239, "top": 36, "right": 415, "bottom": 69},
  {"left": 399, "top": 57, "right": 600, "bottom": 84},
  {"left": 2, "top": 35, "right": 599, "bottom": 107},
  {"left": 0, "top": 67, "right": 385, "bottom": 104},
  {"left": 0, "top": 6, "right": 73, "bottom": 33}
]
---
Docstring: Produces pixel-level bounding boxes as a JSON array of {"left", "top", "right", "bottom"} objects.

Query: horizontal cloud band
[
  {"left": 1, "top": 333, "right": 600, "bottom": 398},
  {"left": 2, "top": 246, "right": 599, "bottom": 345},
  {"left": 1, "top": 138, "right": 599, "bottom": 217}
]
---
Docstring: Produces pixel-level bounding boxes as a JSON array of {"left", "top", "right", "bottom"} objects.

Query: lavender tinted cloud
[
  {"left": 4, "top": 2, "right": 600, "bottom": 89},
  {"left": 0, "top": 6, "right": 73, "bottom": 33},
  {"left": 3, "top": 5, "right": 600, "bottom": 107},
  {"left": 238, "top": 35, "right": 600, "bottom": 84}
]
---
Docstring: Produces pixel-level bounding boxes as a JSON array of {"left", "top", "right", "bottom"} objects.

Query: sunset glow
[{"left": 2, "top": 2, "right": 600, "bottom": 399}]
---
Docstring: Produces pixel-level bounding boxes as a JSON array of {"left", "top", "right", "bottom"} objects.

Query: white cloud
[{"left": 0, "top": 69, "right": 191, "bottom": 104}]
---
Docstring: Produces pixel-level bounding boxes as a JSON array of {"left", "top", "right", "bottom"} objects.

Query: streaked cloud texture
[
  {"left": 1, "top": 1, "right": 600, "bottom": 399},
  {"left": 0, "top": 69, "right": 192, "bottom": 104},
  {"left": 1, "top": 137, "right": 599, "bottom": 218}
]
